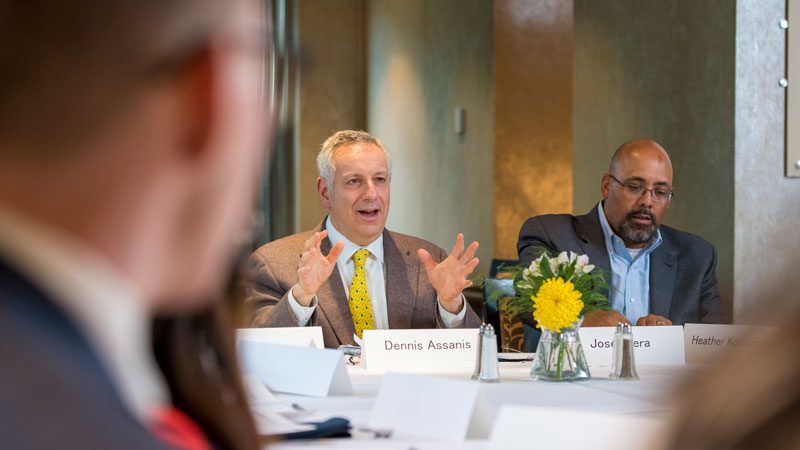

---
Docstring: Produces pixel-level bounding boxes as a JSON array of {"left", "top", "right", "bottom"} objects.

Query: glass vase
[{"left": 530, "top": 325, "right": 591, "bottom": 382}]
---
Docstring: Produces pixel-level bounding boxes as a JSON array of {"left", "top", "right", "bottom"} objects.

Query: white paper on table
[
  {"left": 237, "top": 326, "right": 324, "bottom": 348},
  {"left": 369, "top": 373, "right": 490, "bottom": 442},
  {"left": 249, "top": 404, "right": 315, "bottom": 436},
  {"left": 489, "top": 405, "right": 666, "bottom": 450},
  {"left": 241, "top": 373, "right": 280, "bottom": 405},
  {"left": 579, "top": 325, "right": 685, "bottom": 367},
  {"left": 239, "top": 341, "right": 352, "bottom": 397},
  {"left": 683, "top": 323, "right": 775, "bottom": 364},
  {"left": 268, "top": 440, "right": 486, "bottom": 450},
  {"left": 361, "top": 328, "right": 479, "bottom": 372},
  {"left": 243, "top": 372, "right": 317, "bottom": 417}
]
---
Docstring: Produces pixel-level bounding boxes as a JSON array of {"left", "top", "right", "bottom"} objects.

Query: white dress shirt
[
  {"left": 0, "top": 205, "right": 169, "bottom": 426},
  {"left": 288, "top": 218, "right": 466, "bottom": 336}
]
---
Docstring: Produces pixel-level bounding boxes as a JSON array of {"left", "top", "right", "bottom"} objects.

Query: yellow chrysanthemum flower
[{"left": 532, "top": 277, "right": 584, "bottom": 332}]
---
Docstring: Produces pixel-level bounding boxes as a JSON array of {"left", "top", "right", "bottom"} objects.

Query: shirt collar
[
  {"left": 0, "top": 204, "right": 170, "bottom": 425},
  {"left": 597, "top": 201, "right": 662, "bottom": 260},
  {"left": 325, "top": 216, "right": 384, "bottom": 265}
]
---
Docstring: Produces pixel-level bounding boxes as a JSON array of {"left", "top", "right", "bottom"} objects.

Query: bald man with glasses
[{"left": 517, "top": 140, "right": 726, "bottom": 327}]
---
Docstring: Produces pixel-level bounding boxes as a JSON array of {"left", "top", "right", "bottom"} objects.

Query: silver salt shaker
[
  {"left": 471, "top": 323, "right": 488, "bottom": 380},
  {"left": 477, "top": 324, "right": 501, "bottom": 383},
  {"left": 610, "top": 322, "right": 639, "bottom": 380}
]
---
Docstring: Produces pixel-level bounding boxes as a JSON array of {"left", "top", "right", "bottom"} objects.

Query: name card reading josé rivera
[
  {"left": 362, "top": 329, "right": 480, "bottom": 372},
  {"left": 579, "top": 326, "right": 685, "bottom": 367}
]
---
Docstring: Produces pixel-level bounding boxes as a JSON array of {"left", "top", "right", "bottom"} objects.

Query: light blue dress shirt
[{"left": 597, "top": 202, "right": 663, "bottom": 324}]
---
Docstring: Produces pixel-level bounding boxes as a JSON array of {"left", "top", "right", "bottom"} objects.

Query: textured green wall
[
  {"left": 573, "top": 0, "right": 736, "bottom": 314},
  {"left": 366, "top": 0, "right": 494, "bottom": 273}
]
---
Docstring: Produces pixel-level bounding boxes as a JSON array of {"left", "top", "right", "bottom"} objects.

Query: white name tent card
[
  {"left": 488, "top": 405, "right": 665, "bottom": 450},
  {"left": 236, "top": 326, "right": 324, "bottom": 348},
  {"left": 361, "top": 328, "right": 479, "bottom": 372},
  {"left": 579, "top": 325, "right": 685, "bottom": 367},
  {"left": 684, "top": 323, "right": 774, "bottom": 364},
  {"left": 369, "top": 373, "right": 491, "bottom": 442},
  {"left": 238, "top": 341, "right": 352, "bottom": 397}
]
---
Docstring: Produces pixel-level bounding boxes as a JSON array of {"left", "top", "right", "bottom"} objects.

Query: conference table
[{"left": 264, "top": 359, "right": 691, "bottom": 449}]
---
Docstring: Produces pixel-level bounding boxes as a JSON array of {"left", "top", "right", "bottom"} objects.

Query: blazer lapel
[
  {"left": 573, "top": 205, "right": 612, "bottom": 276},
  {"left": 648, "top": 235, "right": 677, "bottom": 318},
  {"left": 383, "top": 230, "right": 416, "bottom": 329},
  {"left": 314, "top": 221, "right": 356, "bottom": 345}
]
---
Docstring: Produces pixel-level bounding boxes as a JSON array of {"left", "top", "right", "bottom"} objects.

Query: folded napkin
[{"left": 282, "top": 418, "right": 351, "bottom": 440}]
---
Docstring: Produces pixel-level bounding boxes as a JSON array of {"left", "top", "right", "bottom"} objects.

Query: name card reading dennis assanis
[{"left": 362, "top": 328, "right": 479, "bottom": 372}]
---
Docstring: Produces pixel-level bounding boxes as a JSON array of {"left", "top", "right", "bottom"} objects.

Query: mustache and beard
[{"left": 617, "top": 207, "right": 658, "bottom": 245}]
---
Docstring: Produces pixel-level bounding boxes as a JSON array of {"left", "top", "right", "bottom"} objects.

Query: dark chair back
[
  {"left": 489, "top": 259, "right": 518, "bottom": 278},
  {"left": 484, "top": 258, "right": 543, "bottom": 352}
]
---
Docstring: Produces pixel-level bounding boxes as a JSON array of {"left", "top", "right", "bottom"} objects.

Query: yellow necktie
[{"left": 348, "top": 249, "right": 375, "bottom": 339}]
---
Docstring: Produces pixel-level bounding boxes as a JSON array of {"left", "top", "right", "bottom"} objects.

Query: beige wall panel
[
  {"left": 789, "top": 0, "right": 800, "bottom": 177},
  {"left": 786, "top": 0, "right": 800, "bottom": 177},
  {"left": 493, "top": 0, "right": 574, "bottom": 261}
]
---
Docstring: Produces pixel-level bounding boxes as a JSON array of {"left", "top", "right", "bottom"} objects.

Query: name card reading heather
[
  {"left": 361, "top": 328, "right": 479, "bottom": 372},
  {"left": 579, "top": 326, "right": 685, "bottom": 367},
  {"left": 683, "top": 323, "right": 775, "bottom": 364}
]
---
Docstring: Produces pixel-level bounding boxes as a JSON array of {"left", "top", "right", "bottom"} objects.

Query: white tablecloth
[{"left": 267, "top": 362, "right": 690, "bottom": 449}]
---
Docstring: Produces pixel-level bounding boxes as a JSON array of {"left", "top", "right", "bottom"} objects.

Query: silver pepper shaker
[
  {"left": 471, "top": 323, "right": 487, "bottom": 380},
  {"left": 610, "top": 322, "right": 639, "bottom": 380},
  {"left": 478, "top": 324, "right": 501, "bottom": 383}
]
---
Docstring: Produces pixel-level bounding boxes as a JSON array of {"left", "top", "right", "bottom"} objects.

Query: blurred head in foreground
[
  {"left": 0, "top": 0, "right": 268, "bottom": 309},
  {"left": 0, "top": 0, "right": 272, "bottom": 449}
]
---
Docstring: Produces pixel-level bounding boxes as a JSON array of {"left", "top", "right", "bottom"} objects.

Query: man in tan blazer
[{"left": 246, "top": 130, "right": 482, "bottom": 348}]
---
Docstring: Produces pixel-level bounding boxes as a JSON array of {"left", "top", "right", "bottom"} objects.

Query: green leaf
[{"left": 540, "top": 257, "right": 554, "bottom": 279}]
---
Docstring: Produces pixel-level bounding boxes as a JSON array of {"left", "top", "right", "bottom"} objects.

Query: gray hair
[{"left": 316, "top": 130, "right": 393, "bottom": 188}]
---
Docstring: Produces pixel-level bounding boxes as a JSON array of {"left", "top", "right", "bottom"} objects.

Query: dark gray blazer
[
  {"left": 516, "top": 204, "right": 727, "bottom": 325},
  {"left": 245, "top": 223, "right": 482, "bottom": 348},
  {"left": 0, "top": 258, "right": 174, "bottom": 450}
]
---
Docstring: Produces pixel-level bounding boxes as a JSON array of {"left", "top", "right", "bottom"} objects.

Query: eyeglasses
[{"left": 608, "top": 174, "right": 673, "bottom": 202}]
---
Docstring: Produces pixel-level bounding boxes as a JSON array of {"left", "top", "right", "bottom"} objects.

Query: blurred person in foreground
[
  {"left": 245, "top": 130, "right": 482, "bottom": 348},
  {"left": 0, "top": 1, "right": 270, "bottom": 449},
  {"left": 662, "top": 289, "right": 800, "bottom": 449},
  {"left": 517, "top": 140, "right": 726, "bottom": 327}
]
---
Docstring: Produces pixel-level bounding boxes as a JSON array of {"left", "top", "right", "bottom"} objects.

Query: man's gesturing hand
[
  {"left": 417, "top": 233, "right": 480, "bottom": 314},
  {"left": 291, "top": 231, "right": 344, "bottom": 306}
]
